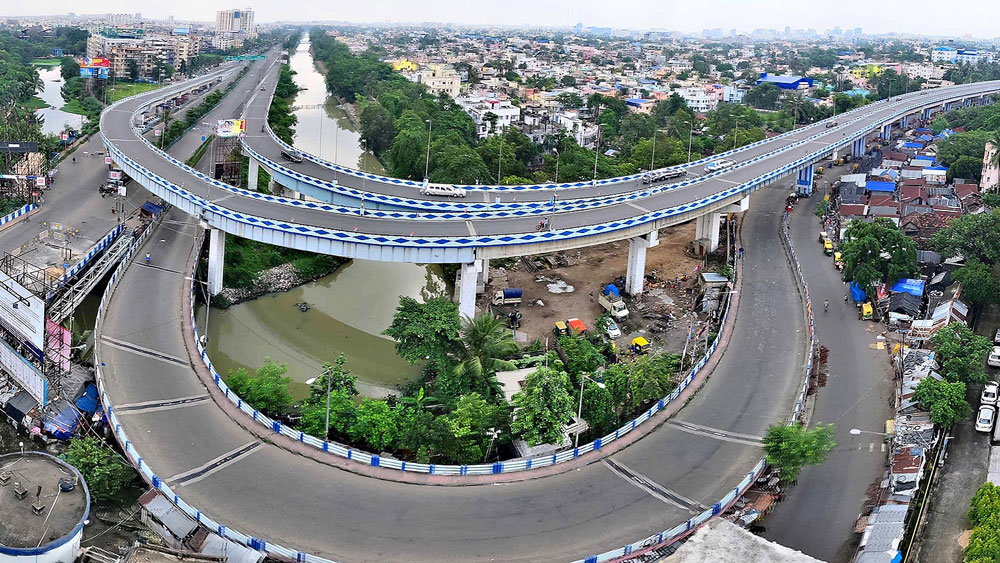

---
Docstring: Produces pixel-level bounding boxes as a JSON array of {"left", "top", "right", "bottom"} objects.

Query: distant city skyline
[{"left": 4, "top": 0, "right": 999, "bottom": 40}]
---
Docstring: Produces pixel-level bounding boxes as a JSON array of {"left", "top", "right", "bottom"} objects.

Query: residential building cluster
[
  {"left": 86, "top": 27, "right": 201, "bottom": 79},
  {"left": 328, "top": 26, "right": 998, "bottom": 150}
]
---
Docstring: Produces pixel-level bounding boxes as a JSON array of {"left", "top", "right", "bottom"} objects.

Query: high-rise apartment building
[{"left": 214, "top": 8, "right": 256, "bottom": 49}]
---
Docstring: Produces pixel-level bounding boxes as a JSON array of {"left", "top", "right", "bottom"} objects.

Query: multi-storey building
[
  {"left": 417, "top": 65, "right": 461, "bottom": 98},
  {"left": 214, "top": 7, "right": 255, "bottom": 49},
  {"left": 86, "top": 31, "right": 200, "bottom": 79},
  {"left": 456, "top": 96, "right": 521, "bottom": 138}
]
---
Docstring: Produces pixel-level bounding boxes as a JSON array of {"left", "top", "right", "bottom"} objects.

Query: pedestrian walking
[{"left": 145, "top": 253, "right": 151, "bottom": 265}]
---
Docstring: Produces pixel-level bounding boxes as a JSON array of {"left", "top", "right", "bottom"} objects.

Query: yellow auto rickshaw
[
  {"left": 631, "top": 337, "right": 650, "bottom": 354},
  {"left": 833, "top": 251, "right": 844, "bottom": 271},
  {"left": 859, "top": 302, "right": 874, "bottom": 321},
  {"left": 823, "top": 238, "right": 834, "bottom": 255},
  {"left": 553, "top": 321, "right": 569, "bottom": 336}
]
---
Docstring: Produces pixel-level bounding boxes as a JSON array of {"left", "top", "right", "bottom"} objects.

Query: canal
[
  {"left": 34, "top": 65, "right": 85, "bottom": 136},
  {"left": 199, "top": 35, "right": 448, "bottom": 398}
]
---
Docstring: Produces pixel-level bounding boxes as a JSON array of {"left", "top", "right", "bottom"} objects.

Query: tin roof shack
[
  {"left": 137, "top": 490, "right": 264, "bottom": 563},
  {"left": 698, "top": 272, "right": 730, "bottom": 313},
  {"left": 0, "top": 452, "right": 89, "bottom": 563}
]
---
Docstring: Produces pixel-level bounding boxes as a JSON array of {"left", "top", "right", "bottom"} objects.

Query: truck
[
  {"left": 492, "top": 287, "right": 522, "bottom": 306},
  {"left": 599, "top": 284, "right": 629, "bottom": 320},
  {"left": 642, "top": 168, "right": 687, "bottom": 185}
]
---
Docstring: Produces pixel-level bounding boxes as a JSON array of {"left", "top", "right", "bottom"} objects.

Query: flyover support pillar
[
  {"left": 901, "top": 115, "right": 910, "bottom": 129},
  {"left": 880, "top": 124, "right": 892, "bottom": 141},
  {"left": 796, "top": 164, "right": 815, "bottom": 196},
  {"left": 207, "top": 228, "right": 226, "bottom": 296},
  {"left": 851, "top": 137, "right": 866, "bottom": 159},
  {"left": 922, "top": 108, "right": 931, "bottom": 120},
  {"left": 695, "top": 213, "right": 721, "bottom": 253},
  {"left": 476, "top": 259, "right": 489, "bottom": 292},
  {"left": 248, "top": 159, "right": 259, "bottom": 192},
  {"left": 626, "top": 231, "right": 659, "bottom": 297},
  {"left": 458, "top": 262, "right": 480, "bottom": 319}
]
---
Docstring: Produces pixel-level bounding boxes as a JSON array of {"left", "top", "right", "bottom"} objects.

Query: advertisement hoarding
[
  {"left": 0, "top": 337, "right": 46, "bottom": 405},
  {"left": 0, "top": 271, "right": 45, "bottom": 352},
  {"left": 217, "top": 119, "right": 247, "bottom": 137},
  {"left": 45, "top": 319, "right": 71, "bottom": 374}
]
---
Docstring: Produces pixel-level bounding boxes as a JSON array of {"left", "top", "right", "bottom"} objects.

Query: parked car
[
  {"left": 280, "top": 149, "right": 304, "bottom": 163},
  {"left": 977, "top": 405, "right": 997, "bottom": 433},
  {"left": 604, "top": 320, "right": 622, "bottom": 339},
  {"left": 983, "top": 381, "right": 1000, "bottom": 406},
  {"left": 994, "top": 328, "right": 1000, "bottom": 344},
  {"left": 826, "top": 121, "right": 838, "bottom": 128},
  {"left": 989, "top": 346, "right": 1000, "bottom": 368}
]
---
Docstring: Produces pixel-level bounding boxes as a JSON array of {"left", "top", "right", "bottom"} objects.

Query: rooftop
[{"left": 0, "top": 452, "right": 89, "bottom": 552}]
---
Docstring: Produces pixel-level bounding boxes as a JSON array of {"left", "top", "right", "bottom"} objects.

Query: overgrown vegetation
[
  {"left": 763, "top": 423, "right": 836, "bottom": 481},
  {"left": 268, "top": 64, "right": 300, "bottom": 144},
  {"left": 221, "top": 234, "right": 346, "bottom": 289},
  {"left": 61, "top": 436, "right": 135, "bottom": 502},
  {"left": 966, "top": 482, "right": 1000, "bottom": 561}
]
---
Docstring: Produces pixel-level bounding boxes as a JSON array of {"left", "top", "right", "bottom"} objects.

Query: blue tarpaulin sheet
[
  {"left": 904, "top": 142, "right": 923, "bottom": 148},
  {"left": 850, "top": 282, "right": 867, "bottom": 302},
  {"left": 915, "top": 128, "right": 931, "bottom": 132},
  {"left": 867, "top": 181, "right": 896, "bottom": 192},
  {"left": 891, "top": 278, "right": 925, "bottom": 296},
  {"left": 44, "top": 399, "right": 81, "bottom": 440},
  {"left": 141, "top": 201, "right": 165, "bottom": 215},
  {"left": 604, "top": 284, "right": 620, "bottom": 297},
  {"left": 74, "top": 383, "right": 99, "bottom": 415}
]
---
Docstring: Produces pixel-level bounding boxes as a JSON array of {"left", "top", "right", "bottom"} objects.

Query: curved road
[{"left": 97, "top": 59, "right": 807, "bottom": 560}]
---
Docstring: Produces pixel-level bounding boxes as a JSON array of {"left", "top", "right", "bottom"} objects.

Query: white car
[
  {"left": 994, "top": 329, "right": 1000, "bottom": 344},
  {"left": 989, "top": 347, "right": 1000, "bottom": 368},
  {"left": 983, "top": 382, "right": 1000, "bottom": 406},
  {"left": 704, "top": 159, "right": 735, "bottom": 173},
  {"left": 605, "top": 320, "right": 622, "bottom": 339},
  {"left": 976, "top": 405, "right": 997, "bottom": 433}
]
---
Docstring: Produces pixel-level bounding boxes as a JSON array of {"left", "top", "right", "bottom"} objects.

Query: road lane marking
[
  {"left": 603, "top": 459, "right": 706, "bottom": 513},
  {"left": 166, "top": 441, "right": 261, "bottom": 487},
  {"left": 627, "top": 202, "right": 651, "bottom": 214},
  {"left": 138, "top": 262, "right": 187, "bottom": 276},
  {"left": 115, "top": 394, "right": 210, "bottom": 414},
  {"left": 667, "top": 420, "right": 764, "bottom": 446},
  {"left": 466, "top": 221, "right": 477, "bottom": 236},
  {"left": 100, "top": 335, "right": 190, "bottom": 367}
]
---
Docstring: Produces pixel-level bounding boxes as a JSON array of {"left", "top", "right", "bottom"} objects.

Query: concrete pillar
[
  {"left": 922, "top": 108, "right": 931, "bottom": 120},
  {"left": 625, "top": 231, "right": 659, "bottom": 296},
  {"left": 476, "top": 258, "right": 489, "bottom": 292},
  {"left": 796, "top": 164, "right": 815, "bottom": 196},
  {"left": 880, "top": 124, "right": 892, "bottom": 140},
  {"left": 268, "top": 177, "right": 278, "bottom": 194},
  {"left": 851, "top": 138, "right": 866, "bottom": 159},
  {"left": 457, "top": 262, "right": 479, "bottom": 319},
  {"left": 207, "top": 228, "right": 226, "bottom": 296},
  {"left": 248, "top": 158, "right": 259, "bottom": 192},
  {"left": 695, "top": 213, "right": 722, "bottom": 251}
]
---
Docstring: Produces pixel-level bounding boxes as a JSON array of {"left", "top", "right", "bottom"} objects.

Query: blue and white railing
[
  {"left": 45, "top": 224, "right": 124, "bottom": 301},
  {"left": 0, "top": 203, "right": 35, "bottom": 229}
]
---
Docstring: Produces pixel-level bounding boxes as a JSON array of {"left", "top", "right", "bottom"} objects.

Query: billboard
[
  {"left": 45, "top": 319, "right": 71, "bottom": 374},
  {"left": 0, "top": 270, "right": 45, "bottom": 352},
  {"left": 79, "top": 57, "right": 111, "bottom": 79},
  {"left": 0, "top": 337, "right": 46, "bottom": 405},
  {"left": 217, "top": 119, "right": 247, "bottom": 137}
]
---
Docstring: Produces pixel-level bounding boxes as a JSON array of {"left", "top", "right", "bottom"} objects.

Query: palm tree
[
  {"left": 784, "top": 94, "right": 807, "bottom": 128},
  {"left": 451, "top": 314, "right": 518, "bottom": 399}
]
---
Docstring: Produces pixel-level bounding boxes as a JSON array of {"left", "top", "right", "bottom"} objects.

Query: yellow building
[
  {"left": 392, "top": 58, "right": 418, "bottom": 72},
  {"left": 850, "top": 64, "right": 884, "bottom": 79}
]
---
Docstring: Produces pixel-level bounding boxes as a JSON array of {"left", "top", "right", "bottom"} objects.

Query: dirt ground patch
[{"left": 483, "top": 220, "right": 726, "bottom": 354}]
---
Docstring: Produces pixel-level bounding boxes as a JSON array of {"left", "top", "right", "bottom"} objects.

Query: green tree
[
  {"left": 932, "top": 210, "right": 1000, "bottom": 265},
  {"left": 744, "top": 82, "right": 781, "bottom": 110},
  {"left": 840, "top": 218, "right": 918, "bottom": 296},
  {"left": 763, "top": 422, "right": 836, "bottom": 481},
  {"left": 383, "top": 296, "right": 461, "bottom": 371},
  {"left": 311, "top": 353, "right": 358, "bottom": 397},
  {"left": 429, "top": 140, "right": 492, "bottom": 184},
  {"left": 913, "top": 377, "right": 970, "bottom": 426},
  {"left": 931, "top": 116, "right": 951, "bottom": 135},
  {"left": 349, "top": 400, "right": 400, "bottom": 451},
  {"left": 126, "top": 58, "right": 139, "bottom": 81},
  {"left": 360, "top": 102, "right": 397, "bottom": 155},
  {"left": 950, "top": 155, "right": 985, "bottom": 182},
  {"left": 970, "top": 483, "right": 1000, "bottom": 526},
  {"left": 937, "top": 130, "right": 992, "bottom": 168},
  {"left": 966, "top": 514, "right": 1000, "bottom": 562},
  {"left": 511, "top": 367, "right": 575, "bottom": 446},
  {"left": 59, "top": 56, "right": 79, "bottom": 80},
  {"left": 558, "top": 335, "right": 605, "bottom": 376},
  {"left": 556, "top": 92, "right": 583, "bottom": 108},
  {"left": 783, "top": 94, "right": 808, "bottom": 126},
  {"left": 953, "top": 260, "right": 1000, "bottom": 305},
  {"left": 929, "top": 322, "right": 993, "bottom": 385},
  {"left": 447, "top": 314, "right": 518, "bottom": 400},
  {"left": 62, "top": 436, "right": 135, "bottom": 501},
  {"left": 224, "top": 359, "right": 293, "bottom": 417},
  {"left": 441, "top": 393, "right": 511, "bottom": 463},
  {"left": 300, "top": 389, "right": 356, "bottom": 438},
  {"left": 581, "top": 382, "right": 616, "bottom": 436}
]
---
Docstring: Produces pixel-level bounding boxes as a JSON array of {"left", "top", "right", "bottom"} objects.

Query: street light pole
[
  {"left": 687, "top": 120, "right": 694, "bottom": 162},
  {"left": 575, "top": 374, "right": 606, "bottom": 448},
  {"left": 554, "top": 148, "right": 560, "bottom": 184},
  {"left": 305, "top": 373, "right": 332, "bottom": 437},
  {"left": 424, "top": 119, "right": 432, "bottom": 181},
  {"left": 592, "top": 125, "right": 601, "bottom": 184},
  {"left": 650, "top": 130, "right": 656, "bottom": 171},
  {"left": 497, "top": 130, "right": 504, "bottom": 183},
  {"left": 733, "top": 116, "right": 740, "bottom": 150}
]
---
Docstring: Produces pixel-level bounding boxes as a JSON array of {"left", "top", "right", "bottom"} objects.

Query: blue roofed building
[
  {"left": 625, "top": 98, "right": 656, "bottom": 114},
  {"left": 756, "top": 73, "right": 814, "bottom": 90}
]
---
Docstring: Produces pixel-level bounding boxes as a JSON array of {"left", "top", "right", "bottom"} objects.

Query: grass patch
[
  {"left": 186, "top": 135, "right": 215, "bottom": 168},
  {"left": 61, "top": 99, "right": 88, "bottom": 115},
  {"left": 31, "top": 58, "right": 61, "bottom": 66},
  {"left": 106, "top": 82, "right": 162, "bottom": 103},
  {"left": 223, "top": 235, "right": 347, "bottom": 289},
  {"left": 22, "top": 96, "right": 50, "bottom": 110}
]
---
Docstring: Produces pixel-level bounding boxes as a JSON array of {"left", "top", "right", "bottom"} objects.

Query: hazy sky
[{"left": 4, "top": 0, "right": 998, "bottom": 39}]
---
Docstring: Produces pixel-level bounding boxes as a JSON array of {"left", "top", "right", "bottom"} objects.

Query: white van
[
  {"left": 420, "top": 184, "right": 468, "bottom": 198},
  {"left": 704, "top": 159, "right": 736, "bottom": 173}
]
